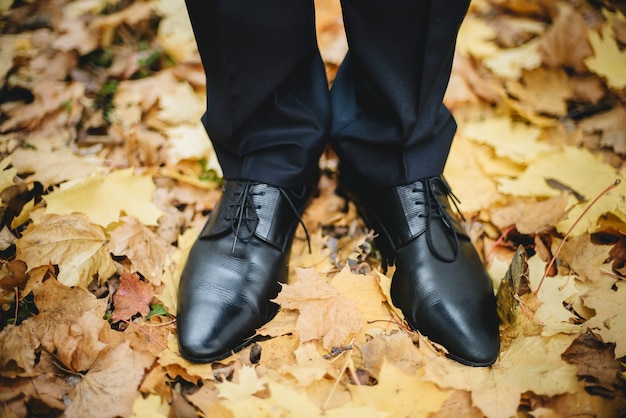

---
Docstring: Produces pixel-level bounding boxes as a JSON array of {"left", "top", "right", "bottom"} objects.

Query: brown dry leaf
[
  {"left": 0, "top": 322, "right": 40, "bottom": 378},
  {"left": 16, "top": 214, "right": 116, "bottom": 288},
  {"left": 557, "top": 234, "right": 612, "bottom": 282},
  {"left": 358, "top": 330, "right": 422, "bottom": 379},
  {"left": 562, "top": 330, "right": 625, "bottom": 398},
  {"left": 0, "top": 80, "right": 84, "bottom": 133},
  {"left": 111, "top": 71, "right": 181, "bottom": 128},
  {"left": 490, "top": 193, "right": 569, "bottom": 234},
  {"left": 52, "top": 17, "right": 98, "bottom": 55},
  {"left": 579, "top": 106, "right": 626, "bottom": 155},
  {"left": 431, "top": 390, "right": 485, "bottom": 418},
  {"left": 108, "top": 216, "right": 172, "bottom": 286},
  {"left": 112, "top": 271, "right": 154, "bottom": 321},
  {"left": 90, "top": 1, "right": 155, "bottom": 47},
  {"left": 45, "top": 309, "right": 110, "bottom": 373},
  {"left": 64, "top": 341, "right": 154, "bottom": 418},
  {"left": 582, "top": 281, "right": 626, "bottom": 358},
  {"left": 25, "top": 273, "right": 110, "bottom": 372},
  {"left": 505, "top": 67, "right": 572, "bottom": 117},
  {"left": 423, "top": 334, "right": 580, "bottom": 418},
  {"left": 10, "top": 142, "right": 103, "bottom": 189},
  {"left": 274, "top": 268, "right": 364, "bottom": 351},
  {"left": 539, "top": 3, "right": 594, "bottom": 72}
]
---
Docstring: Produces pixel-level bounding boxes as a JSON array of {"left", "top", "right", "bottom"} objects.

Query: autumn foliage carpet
[{"left": 1, "top": 0, "right": 626, "bottom": 417}]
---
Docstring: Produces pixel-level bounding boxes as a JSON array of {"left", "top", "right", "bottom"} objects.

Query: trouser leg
[
  {"left": 330, "top": 0, "right": 471, "bottom": 187},
  {"left": 184, "top": 0, "right": 330, "bottom": 188}
]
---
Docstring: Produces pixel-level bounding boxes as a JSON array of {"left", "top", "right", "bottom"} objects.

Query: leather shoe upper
[
  {"left": 177, "top": 180, "right": 311, "bottom": 363},
  {"left": 341, "top": 175, "right": 500, "bottom": 366}
]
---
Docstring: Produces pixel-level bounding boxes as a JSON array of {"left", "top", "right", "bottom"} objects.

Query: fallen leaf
[
  {"left": 112, "top": 271, "right": 154, "bottom": 321},
  {"left": 423, "top": 334, "right": 580, "bottom": 418},
  {"left": 490, "top": 193, "right": 569, "bottom": 234},
  {"left": 562, "top": 330, "right": 624, "bottom": 398},
  {"left": 584, "top": 22, "right": 626, "bottom": 90},
  {"left": 539, "top": 3, "right": 594, "bottom": 72},
  {"left": 483, "top": 37, "right": 543, "bottom": 79},
  {"left": 330, "top": 267, "right": 400, "bottom": 336},
  {"left": 557, "top": 234, "right": 612, "bottom": 282},
  {"left": 582, "top": 281, "right": 626, "bottom": 358},
  {"left": 497, "top": 146, "right": 626, "bottom": 235},
  {"left": 0, "top": 322, "right": 40, "bottom": 378},
  {"left": 108, "top": 216, "right": 172, "bottom": 286},
  {"left": 274, "top": 268, "right": 364, "bottom": 351},
  {"left": 505, "top": 67, "right": 572, "bottom": 117},
  {"left": 462, "top": 116, "right": 550, "bottom": 163},
  {"left": 216, "top": 365, "right": 267, "bottom": 402},
  {"left": 64, "top": 341, "right": 154, "bottom": 418},
  {"left": 16, "top": 214, "right": 116, "bottom": 288},
  {"left": 349, "top": 360, "right": 452, "bottom": 417},
  {"left": 44, "top": 168, "right": 163, "bottom": 227},
  {"left": 358, "top": 330, "right": 423, "bottom": 379}
]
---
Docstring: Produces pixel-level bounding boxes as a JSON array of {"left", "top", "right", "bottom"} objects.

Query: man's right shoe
[
  {"left": 340, "top": 174, "right": 500, "bottom": 367},
  {"left": 176, "top": 180, "right": 312, "bottom": 363}
]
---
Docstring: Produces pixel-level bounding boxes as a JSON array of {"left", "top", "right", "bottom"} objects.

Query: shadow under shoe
[
  {"left": 177, "top": 180, "right": 312, "bottom": 363},
  {"left": 340, "top": 175, "right": 500, "bottom": 367}
]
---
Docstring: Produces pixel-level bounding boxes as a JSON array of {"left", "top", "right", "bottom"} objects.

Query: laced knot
[
  {"left": 414, "top": 177, "right": 465, "bottom": 263},
  {"left": 224, "top": 181, "right": 311, "bottom": 253},
  {"left": 224, "top": 181, "right": 261, "bottom": 252}
]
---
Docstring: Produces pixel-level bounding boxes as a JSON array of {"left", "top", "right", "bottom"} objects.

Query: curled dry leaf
[{"left": 16, "top": 214, "right": 116, "bottom": 288}]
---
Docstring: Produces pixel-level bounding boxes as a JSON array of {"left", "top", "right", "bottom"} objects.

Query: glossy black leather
[
  {"left": 177, "top": 180, "right": 311, "bottom": 363},
  {"left": 342, "top": 175, "right": 500, "bottom": 366}
]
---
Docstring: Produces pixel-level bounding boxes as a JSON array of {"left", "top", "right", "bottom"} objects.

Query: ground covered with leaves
[{"left": 1, "top": 0, "right": 626, "bottom": 416}]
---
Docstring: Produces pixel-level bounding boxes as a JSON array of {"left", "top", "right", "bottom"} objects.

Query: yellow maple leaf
[
  {"left": 483, "top": 37, "right": 543, "bottom": 79},
  {"left": 461, "top": 116, "right": 550, "bottom": 164},
  {"left": 582, "top": 281, "right": 626, "bottom": 358},
  {"left": 456, "top": 16, "right": 500, "bottom": 59},
  {"left": 44, "top": 168, "right": 162, "bottom": 227},
  {"left": 157, "top": 81, "right": 205, "bottom": 125},
  {"left": 275, "top": 268, "right": 364, "bottom": 351},
  {"left": 527, "top": 256, "right": 582, "bottom": 336},
  {"left": 157, "top": 227, "right": 197, "bottom": 313},
  {"left": 423, "top": 334, "right": 579, "bottom": 418},
  {"left": 131, "top": 394, "right": 169, "bottom": 418},
  {"left": 349, "top": 360, "right": 452, "bottom": 417},
  {"left": 330, "top": 267, "right": 400, "bottom": 336},
  {"left": 216, "top": 366, "right": 267, "bottom": 402},
  {"left": 444, "top": 135, "right": 505, "bottom": 214},
  {"left": 584, "top": 21, "right": 626, "bottom": 90},
  {"left": 16, "top": 214, "right": 116, "bottom": 288}
]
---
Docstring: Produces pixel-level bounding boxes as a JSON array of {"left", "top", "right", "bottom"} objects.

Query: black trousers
[{"left": 184, "top": 0, "right": 471, "bottom": 188}]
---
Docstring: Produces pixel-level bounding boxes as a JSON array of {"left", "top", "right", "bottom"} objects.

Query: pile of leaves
[{"left": 0, "top": 0, "right": 626, "bottom": 416}]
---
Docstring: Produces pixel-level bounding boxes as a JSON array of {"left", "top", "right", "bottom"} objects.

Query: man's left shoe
[{"left": 341, "top": 175, "right": 500, "bottom": 366}]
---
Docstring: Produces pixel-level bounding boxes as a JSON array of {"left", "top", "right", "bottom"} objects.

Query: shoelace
[
  {"left": 224, "top": 181, "right": 311, "bottom": 253},
  {"left": 415, "top": 177, "right": 465, "bottom": 263}
]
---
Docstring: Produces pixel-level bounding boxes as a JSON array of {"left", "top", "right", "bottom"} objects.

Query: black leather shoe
[
  {"left": 177, "top": 180, "right": 312, "bottom": 363},
  {"left": 340, "top": 174, "right": 500, "bottom": 366}
]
